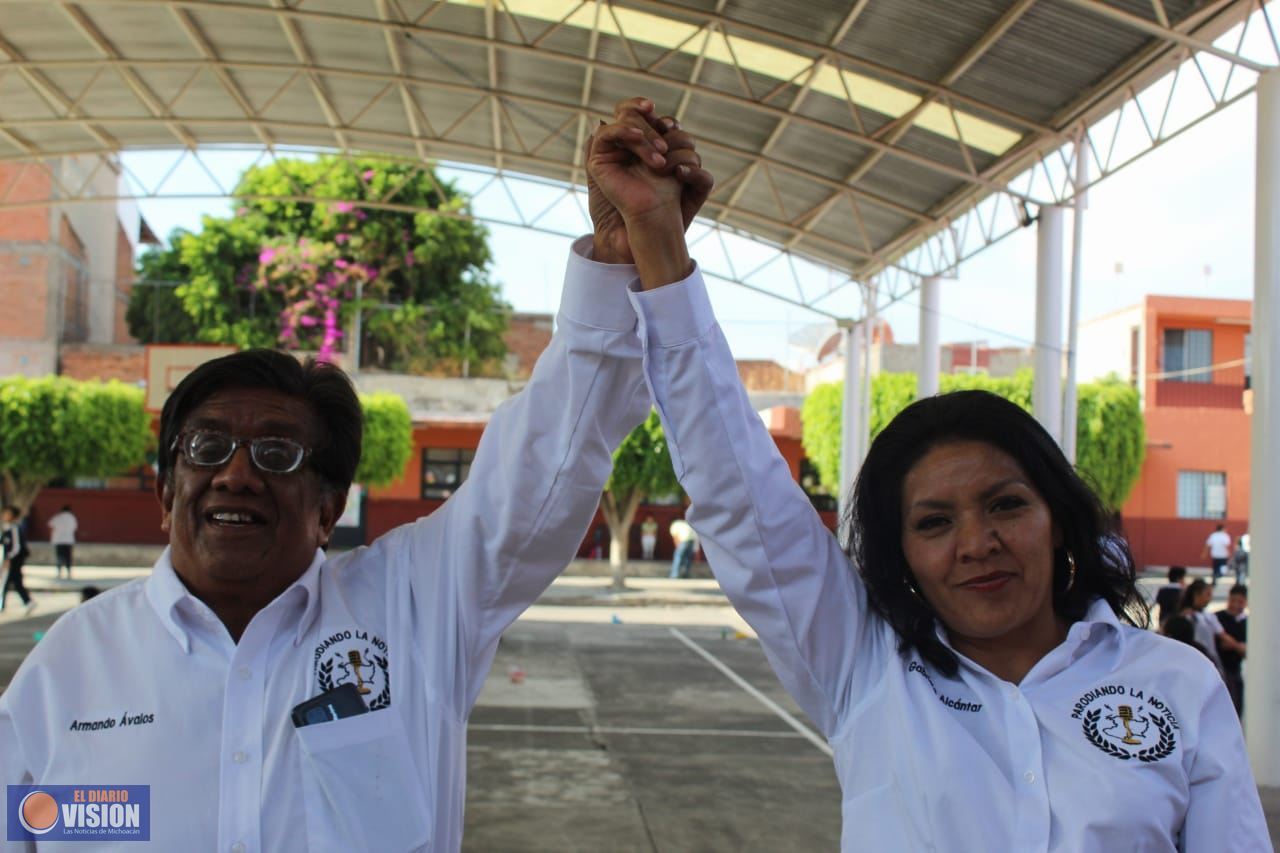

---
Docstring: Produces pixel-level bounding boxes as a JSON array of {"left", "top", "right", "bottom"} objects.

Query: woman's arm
[{"left": 628, "top": 274, "right": 884, "bottom": 737}]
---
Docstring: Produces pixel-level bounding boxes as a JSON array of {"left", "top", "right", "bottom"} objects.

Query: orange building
[{"left": 1078, "top": 295, "right": 1252, "bottom": 569}]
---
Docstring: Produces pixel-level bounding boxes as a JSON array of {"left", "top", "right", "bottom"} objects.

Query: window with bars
[
  {"left": 1162, "top": 329, "right": 1213, "bottom": 383},
  {"left": 421, "top": 448, "right": 475, "bottom": 499},
  {"left": 1177, "top": 470, "right": 1226, "bottom": 519}
]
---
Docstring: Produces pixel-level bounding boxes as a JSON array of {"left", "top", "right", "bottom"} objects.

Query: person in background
[
  {"left": 1202, "top": 523, "right": 1232, "bottom": 585},
  {"left": 1231, "top": 534, "right": 1250, "bottom": 586},
  {"left": 1177, "top": 578, "right": 1244, "bottom": 674},
  {"left": 590, "top": 525, "right": 606, "bottom": 560},
  {"left": 668, "top": 515, "right": 697, "bottom": 579},
  {"left": 47, "top": 504, "right": 78, "bottom": 579},
  {"left": 1162, "top": 613, "right": 1213, "bottom": 660},
  {"left": 1215, "top": 584, "right": 1248, "bottom": 717},
  {"left": 1, "top": 505, "right": 35, "bottom": 616},
  {"left": 1153, "top": 565, "right": 1187, "bottom": 629},
  {"left": 640, "top": 514, "right": 658, "bottom": 560}
]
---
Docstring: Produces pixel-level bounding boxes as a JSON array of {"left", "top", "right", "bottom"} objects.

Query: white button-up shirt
[
  {"left": 0, "top": 238, "right": 651, "bottom": 852},
  {"left": 629, "top": 269, "right": 1272, "bottom": 852}
]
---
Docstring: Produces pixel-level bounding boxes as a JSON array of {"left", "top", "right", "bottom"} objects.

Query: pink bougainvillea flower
[
  {"left": 354, "top": 209, "right": 367, "bottom": 221},
  {"left": 335, "top": 232, "right": 349, "bottom": 245},
  {"left": 258, "top": 247, "right": 277, "bottom": 265},
  {"left": 333, "top": 201, "right": 354, "bottom": 213},
  {"left": 299, "top": 315, "right": 318, "bottom": 327},
  {"left": 362, "top": 169, "right": 376, "bottom": 181},
  {"left": 334, "top": 258, "right": 349, "bottom": 269}
]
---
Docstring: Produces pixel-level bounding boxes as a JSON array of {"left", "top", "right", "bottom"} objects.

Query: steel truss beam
[{"left": 0, "top": 0, "right": 1272, "bottom": 327}]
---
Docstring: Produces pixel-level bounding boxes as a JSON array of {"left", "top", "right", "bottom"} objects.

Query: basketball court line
[
  {"left": 469, "top": 723, "right": 807, "bottom": 739},
  {"left": 668, "top": 626, "right": 833, "bottom": 757}
]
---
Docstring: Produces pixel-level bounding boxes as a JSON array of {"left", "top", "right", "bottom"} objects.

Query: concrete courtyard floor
[{"left": 1, "top": 563, "right": 1277, "bottom": 850}]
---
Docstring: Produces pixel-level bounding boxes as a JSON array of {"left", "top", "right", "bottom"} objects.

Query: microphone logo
[
  {"left": 1116, "top": 705, "right": 1142, "bottom": 744},
  {"left": 347, "top": 650, "right": 372, "bottom": 695}
]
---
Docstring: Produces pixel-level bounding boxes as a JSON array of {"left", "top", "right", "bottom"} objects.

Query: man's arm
[{"left": 402, "top": 100, "right": 713, "bottom": 710}]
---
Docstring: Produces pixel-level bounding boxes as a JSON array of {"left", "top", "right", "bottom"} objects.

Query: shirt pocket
[{"left": 295, "top": 708, "right": 431, "bottom": 852}]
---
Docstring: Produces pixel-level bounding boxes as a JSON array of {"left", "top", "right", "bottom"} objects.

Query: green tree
[
  {"left": 0, "top": 377, "right": 152, "bottom": 512},
  {"left": 356, "top": 393, "right": 414, "bottom": 488},
  {"left": 1074, "top": 377, "right": 1145, "bottom": 509},
  {"left": 125, "top": 156, "right": 509, "bottom": 374},
  {"left": 800, "top": 370, "right": 1143, "bottom": 511},
  {"left": 126, "top": 230, "right": 201, "bottom": 344},
  {"left": 600, "top": 411, "right": 682, "bottom": 590}
]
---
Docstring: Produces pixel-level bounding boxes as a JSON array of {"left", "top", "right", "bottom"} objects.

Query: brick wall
[
  {"left": 737, "top": 359, "right": 805, "bottom": 392},
  {"left": 59, "top": 214, "right": 89, "bottom": 343},
  {"left": 0, "top": 252, "right": 49, "bottom": 342},
  {"left": 502, "top": 313, "right": 553, "bottom": 379},
  {"left": 0, "top": 164, "right": 51, "bottom": 242},
  {"left": 114, "top": 221, "right": 135, "bottom": 344},
  {"left": 59, "top": 344, "right": 147, "bottom": 382}
]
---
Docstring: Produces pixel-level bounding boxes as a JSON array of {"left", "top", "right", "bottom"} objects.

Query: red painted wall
[{"left": 29, "top": 487, "right": 167, "bottom": 545}]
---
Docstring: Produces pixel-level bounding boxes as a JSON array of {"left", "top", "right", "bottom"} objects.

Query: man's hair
[
  {"left": 2, "top": 505, "right": 18, "bottom": 518},
  {"left": 1229, "top": 583, "right": 1248, "bottom": 598},
  {"left": 1216, "top": 524, "right": 1225, "bottom": 531},
  {"left": 1168, "top": 565, "right": 1187, "bottom": 583},
  {"left": 158, "top": 349, "right": 363, "bottom": 496},
  {"left": 847, "top": 390, "right": 1148, "bottom": 678}
]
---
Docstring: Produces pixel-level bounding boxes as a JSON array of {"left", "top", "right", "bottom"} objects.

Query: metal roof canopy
[{"left": 0, "top": 0, "right": 1274, "bottom": 319}]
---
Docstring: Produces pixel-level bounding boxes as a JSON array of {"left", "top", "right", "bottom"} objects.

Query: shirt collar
[
  {"left": 145, "top": 547, "right": 327, "bottom": 653},
  {"left": 933, "top": 597, "right": 1126, "bottom": 682}
]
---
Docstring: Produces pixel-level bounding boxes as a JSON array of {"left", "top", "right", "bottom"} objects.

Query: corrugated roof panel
[
  {"left": 717, "top": 0, "right": 857, "bottom": 49},
  {"left": 858, "top": 155, "right": 960, "bottom": 223},
  {"left": 835, "top": 0, "right": 1013, "bottom": 84},
  {"left": 951, "top": 2, "right": 1155, "bottom": 124}
]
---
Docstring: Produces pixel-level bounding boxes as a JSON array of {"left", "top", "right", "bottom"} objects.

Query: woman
[
  {"left": 613, "top": 212, "right": 1270, "bottom": 851},
  {"left": 1177, "top": 578, "right": 1244, "bottom": 672}
]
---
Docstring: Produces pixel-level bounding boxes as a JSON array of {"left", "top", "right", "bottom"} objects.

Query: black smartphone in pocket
[{"left": 290, "top": 682, "right": 371, "bottom": 728}]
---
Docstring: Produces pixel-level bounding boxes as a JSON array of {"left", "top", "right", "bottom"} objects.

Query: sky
[{"left": 121, "top": 45, "right": 1261, "bottom": 373}]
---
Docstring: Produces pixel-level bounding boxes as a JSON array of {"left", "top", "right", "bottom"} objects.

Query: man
[
  {"left": 1202, "top": 523, "right": 1232, "bottom": 584},
  {"left": 1216, "top": 584, "right": 1248, "bottom": 716},
  {"left": 0, "top": 505, "right": 35, "bottom": 616},
  {"left": 1153, "top": 565, "right": 1187, "bottom": 628},
  {"left": 46, "top": 504, "right": 78, "bottom": 579},
  {"left": 668, "top": 516, "right": 698, "bottom": 579},
  {"left": 0, "top": 98, "right": 711, "bottom": 850}
]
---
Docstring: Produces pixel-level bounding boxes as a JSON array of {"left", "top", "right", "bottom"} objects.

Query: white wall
[{"left": 1077, "top": 303, "right": 1143, "bottom": 384}]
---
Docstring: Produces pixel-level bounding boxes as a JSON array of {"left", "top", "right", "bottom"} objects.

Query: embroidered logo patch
[
  {"left": 1071, "top": 685, "right": 1178, "bottom": 762},
  {"left": 312, "top": 627, "right": 390, "bottom": 711}
]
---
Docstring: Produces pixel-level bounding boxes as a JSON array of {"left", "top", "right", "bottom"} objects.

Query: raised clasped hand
[{"left": 587, "top": 97, "right": 714, "bottom": 265}]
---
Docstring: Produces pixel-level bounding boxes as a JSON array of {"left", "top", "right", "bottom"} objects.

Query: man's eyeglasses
[{"left": 172, "top": 430, "right": 311, "bottom": 474}]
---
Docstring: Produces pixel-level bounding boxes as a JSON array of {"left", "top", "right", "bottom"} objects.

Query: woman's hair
[
  {"left": 847, "top": 390, "right": 1148, "bottom": 677},
  {"left": 1179, "top": 579, "right": 1211, "bottom": 613}
]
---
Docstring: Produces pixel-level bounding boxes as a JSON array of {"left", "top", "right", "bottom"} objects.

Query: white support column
[
  {"left": 1062, "top": 141, "right": 1089, "bottom": 463},
  {"left": 1034, "top": 205, "right": 1065, "bottom": 445},
  {"left": 839, "top": 322, "right": 864, "bottom": 521},
  {"left": 918, "top": 276, "right": 941, "bottom": 398},
  {"left": 1247, "top": 68, "right": 1280, "bottom": 786}
]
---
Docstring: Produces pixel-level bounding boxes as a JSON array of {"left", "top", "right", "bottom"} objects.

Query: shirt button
[
  {"left": 231, "top": 843, "right": 246, "bottom": 853},
  {"left": 237, "top": 667, "right": 252, "bottom": 681},
  {"left": 1024, "top": 771, "right": 1036, "bottom": 784},
  {"left": 232, "top": 751, "right": 248, "bottom": 764}
]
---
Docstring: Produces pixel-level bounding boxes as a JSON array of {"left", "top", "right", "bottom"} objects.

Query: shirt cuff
[
  {"left": 627, "top": 263, "right": 715, "bottom": 348},
  {"left": 558, "top": 235, "right": 641, "bottom": 332}
]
